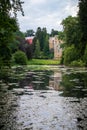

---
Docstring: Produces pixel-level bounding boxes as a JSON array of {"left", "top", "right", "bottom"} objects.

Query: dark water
[{"left": 0, "top": 65, "right": 87, "bottom": 130}]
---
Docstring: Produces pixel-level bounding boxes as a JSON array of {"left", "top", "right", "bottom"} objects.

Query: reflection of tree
[
  {"left": 61, "top": 72, "right": 87, "bottom": 98},
  {"left": 19, "top": 70, "right": 52, "bottom": 90}
]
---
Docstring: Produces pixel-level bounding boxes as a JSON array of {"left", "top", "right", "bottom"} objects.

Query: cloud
[
  {"left": 65, "top": 1, "right": 79, "bottom": 16},
  {"left": 30, "top": 0, "right": 46, "bottom": 5},
  {"left": 17, "top": 0, "right": 78, "bottom": 33}
]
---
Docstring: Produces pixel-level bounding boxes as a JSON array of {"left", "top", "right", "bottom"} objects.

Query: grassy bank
[{"left": 27, "top": 59, "right": 60, "bottom": 65}]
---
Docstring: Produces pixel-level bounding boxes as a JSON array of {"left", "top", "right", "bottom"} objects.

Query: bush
[
  {"left": 13, "top": 51, "right": 28, "bottom": 65},
  {"left": 83, "top": 45, "right": 87, "bottom": 66},
  {"left": 64, "top": 45, "right": 79, "bottom": 65},
  {"left": 70, "top": 60, "right": 85, "bottom": 67}
]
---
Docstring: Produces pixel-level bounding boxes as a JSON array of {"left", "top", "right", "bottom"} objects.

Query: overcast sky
[{"left": 17, "top": 0, "right": 79, "bottom": 33}]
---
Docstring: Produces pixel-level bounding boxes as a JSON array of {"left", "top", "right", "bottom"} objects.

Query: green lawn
[{"left": 27, "top": 59, "right": 60, "bottom": 65}]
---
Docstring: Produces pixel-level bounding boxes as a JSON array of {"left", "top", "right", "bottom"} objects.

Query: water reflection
[
  {"left": 49, "top": 72, "right": 62, "bottom": 91},
  {"left": 19, "top": 70, "right": 52, "bottom": 90},
  {"left": 61, "top": 71, "right": 87, "bottom": 98},
  {"left": 4, "top": 66, "right": 87, "bottom": 98},
  {"left": 0, "top": 66, "right": 87, "bottom": 130}
]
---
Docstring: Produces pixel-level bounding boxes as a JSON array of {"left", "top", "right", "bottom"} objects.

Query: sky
[{"left": 17, "top": 0, "right": 79, "bottom": 33}]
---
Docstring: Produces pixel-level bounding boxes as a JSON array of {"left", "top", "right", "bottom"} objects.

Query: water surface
[{"left": 0, "top": 65, "right": 87, "bottom": 130}]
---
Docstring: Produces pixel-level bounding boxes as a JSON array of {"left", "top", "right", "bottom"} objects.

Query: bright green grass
[{"left": 27, "top": 59, "right": 60, "bottom": 65}]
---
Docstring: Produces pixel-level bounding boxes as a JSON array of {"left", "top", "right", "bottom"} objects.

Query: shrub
[
  {"left": 13, "top": 51, "right": 28, "bottom": 65},
  {"left": 64, "top": 45, "right": 79, "bottom": 65},
  {"left": 70, "top": 60, "right": 85, "bottom": 67},
  {"left": 83, "top": 45, "right": 87, "bottom": 66}
]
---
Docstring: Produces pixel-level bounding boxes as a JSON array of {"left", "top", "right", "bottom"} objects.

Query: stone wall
[{"left": 49, "top": 35, "right": 63, "bottom": 59}]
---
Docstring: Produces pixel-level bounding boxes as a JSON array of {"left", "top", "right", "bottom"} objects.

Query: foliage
[
  {"left": 61, "top": 14, "right": 86, "bottom": 66},
  {"left": 0, "top": 0, "right": 24, "bottom": 67},
  {"left": 64, "top": 45, "right": 79, "bottom": 65},
  {"left": 83, "top": 45, "right": 87, "bottom": 66},
  {"left": 14, "top": 31, "right": 34, "bottom": 60},
  {"left": 62, "top": 16, "right": 81, "bottom": 48},
  {"left": 34, "top": 40, "right": 41, "bottom": 58},
  {"left": 13, "top": 51, "right": 28, "bottom": 65},
  {"left": 50, "top": 29, "right": 58, "bottom": 36},
  {"left": 0, "top": 0, "right": 24, "bottom": 16},
  {"left": 48, "top": 52, "right": 54, "bottom": 59},
  {"left": 0, "top": 14, "right": 18, "bottom": 66},
  {"left": 25, "top": 43, "right": 33, "bottom": 60},
  {"left": 78, "top": 0, "right": 87, "bottom": 52},
  {"left": 25, "top": 29, "right": 35, "bottom": 37},
  {"left": 43, "top": 35, "right": 50, "bottom": 58},
  {"left": 58, "top": 31, "right": 65, "bottom": 41},
  {"left": 0, "top": 46, "right": 11, "bottom": 67},
  {"left": 9, "top": 32, "right": 20, "bottom": 53},
  {"left": 33, "top": 27, "right": 51, "bottom": 59},
  {"left": 35, "top": 27, "right": 47, "bottom": 51},
  {"left": 70, "top": 60, "right": 85, "bottom": 67},
  {"left": 61, "top": 72, "right": 87, "bottom": 97},
  {"left": 35, "top": 27, "right": 43, "bottom": 51}
]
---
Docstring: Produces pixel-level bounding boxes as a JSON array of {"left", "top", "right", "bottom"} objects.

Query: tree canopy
[
  {"left": 0, "top": 0, "right": 24, "bottom": 67},
  {"left": 0, "top": 0, "right": 24, "bottom": 16},
  {"left": 78, "top": 0, "right": 87, "bottom": 52},
  {"left": 61, "top": 0, "right": 87, "bottom": 66}
]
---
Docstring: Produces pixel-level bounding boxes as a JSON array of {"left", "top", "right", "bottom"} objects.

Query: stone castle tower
[{"left": 49, "top": 35, "right": 63, "bottom": 59}]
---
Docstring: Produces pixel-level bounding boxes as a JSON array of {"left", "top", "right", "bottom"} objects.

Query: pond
[{"left": 0, "top": 65, "right": 87, "bottom": 130}]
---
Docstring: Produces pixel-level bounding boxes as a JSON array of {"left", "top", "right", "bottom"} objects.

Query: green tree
[
  {"left": 78, "top": 0, "right": 87, "bottom": 53},
  {"left": 25, "top": 29, "right": 35, "bottom": 37},
  {"left": 36, "top": 27, "right": 43, "bottom": 50},
  {"left": 42, "top": 27, "right": 47, "bottom": 51},
  {"left": 0, "top": 15, "right": 18, "bottom": 67},
  {"left": 0, "top": 0, "right": 24, "bottom": 67},
  {"left": 34, "top": 40, "right": 41, "bottom": 58},
  {"left": 25, "top": 43, "right": 33, "bottom": 60},
  {"left": 62, "top": 16, "right": 81, "bottom": 48},
  {"left": 9, "top": 31, "right": 25, "bottom": 53},
  {"left": 83, "top": 45, "right": 87, "bottom": 66},
  {"left": 0, "top": 0, "right": 24, "bottom": 16},
  {"left": 58, "top": 31, "right": 65, "bottom": 41},
  {"left": 13, "top": 51, "right": 27, "bottom": 65},
  {"left": 35, "top": 27, "right": 48, "bottom": 51},
  {"left": 50, "top": 29, "right": 58, "bottom": 36},
  {"left": 43, "top": 35, "right": 50, "bottom": 58},
  {"left": 64, "top": 45, "right": 79, "bottom": 65}
]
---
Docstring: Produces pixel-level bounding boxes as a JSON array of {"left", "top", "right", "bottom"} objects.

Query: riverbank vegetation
[{"left": 60, "top": 0, "right": 87, "bottom": 67}]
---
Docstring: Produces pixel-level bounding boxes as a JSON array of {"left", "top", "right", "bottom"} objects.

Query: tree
[
  {"left": 78, "top": 0, "right": 87, "bottom": 53},
  {"left": 36, "top": 27, "right": 43, "bottom": 51},
  {"left": 34, "top": 40, "right": 41, "bottom": 58},
  {"left": 62, "top": 16, "right": 81, "bottom": 48},
  {"left": 50, "top": 29, "right": 58, "bottom": 36},
  {"left": 25, "top": 29, "right": 35, "bottom": 37},
  {"left": 13, "top": 51, "right": 27, "bottom": 65},
  {"left": 64, "top": 45, "right": 79, "bottom": 65},
  {"left": 0, "top": 15, "right": 19, "bottom": 66},
  {"left": 42, "top": 27, "right": 47, "bottom": 51},
  {"left": 83, "top": 45, "right": 87, "bottom": 66},
  {"left": 0, "top": 0, "right": 24, "bottom": 16},
  {"left": 9, "top": 31, "right": 25, "bottom": 53},
  {"left": 58, "top": 31, "right": 65, "bottom": 41},
  {"left": 0, "top": 0, "right": 24, "bottom": 67},
  {"left": 43, "top": 35, "right": 50, "bottom": 58},
  {"left": 25, "top": 43, "right": 33, "bottom": 60}
]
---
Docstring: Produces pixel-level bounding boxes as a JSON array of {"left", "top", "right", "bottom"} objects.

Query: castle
[{"left": 49, "top": 35, "right": 63, "bottom": 59}]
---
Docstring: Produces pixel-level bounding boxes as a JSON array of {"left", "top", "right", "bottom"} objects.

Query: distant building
[
  {"left": 49, "top": 35, "right": 63, "bottom": 59},
  {"left": 25, "top": 36, "right": 34, "bottom": 44}
]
